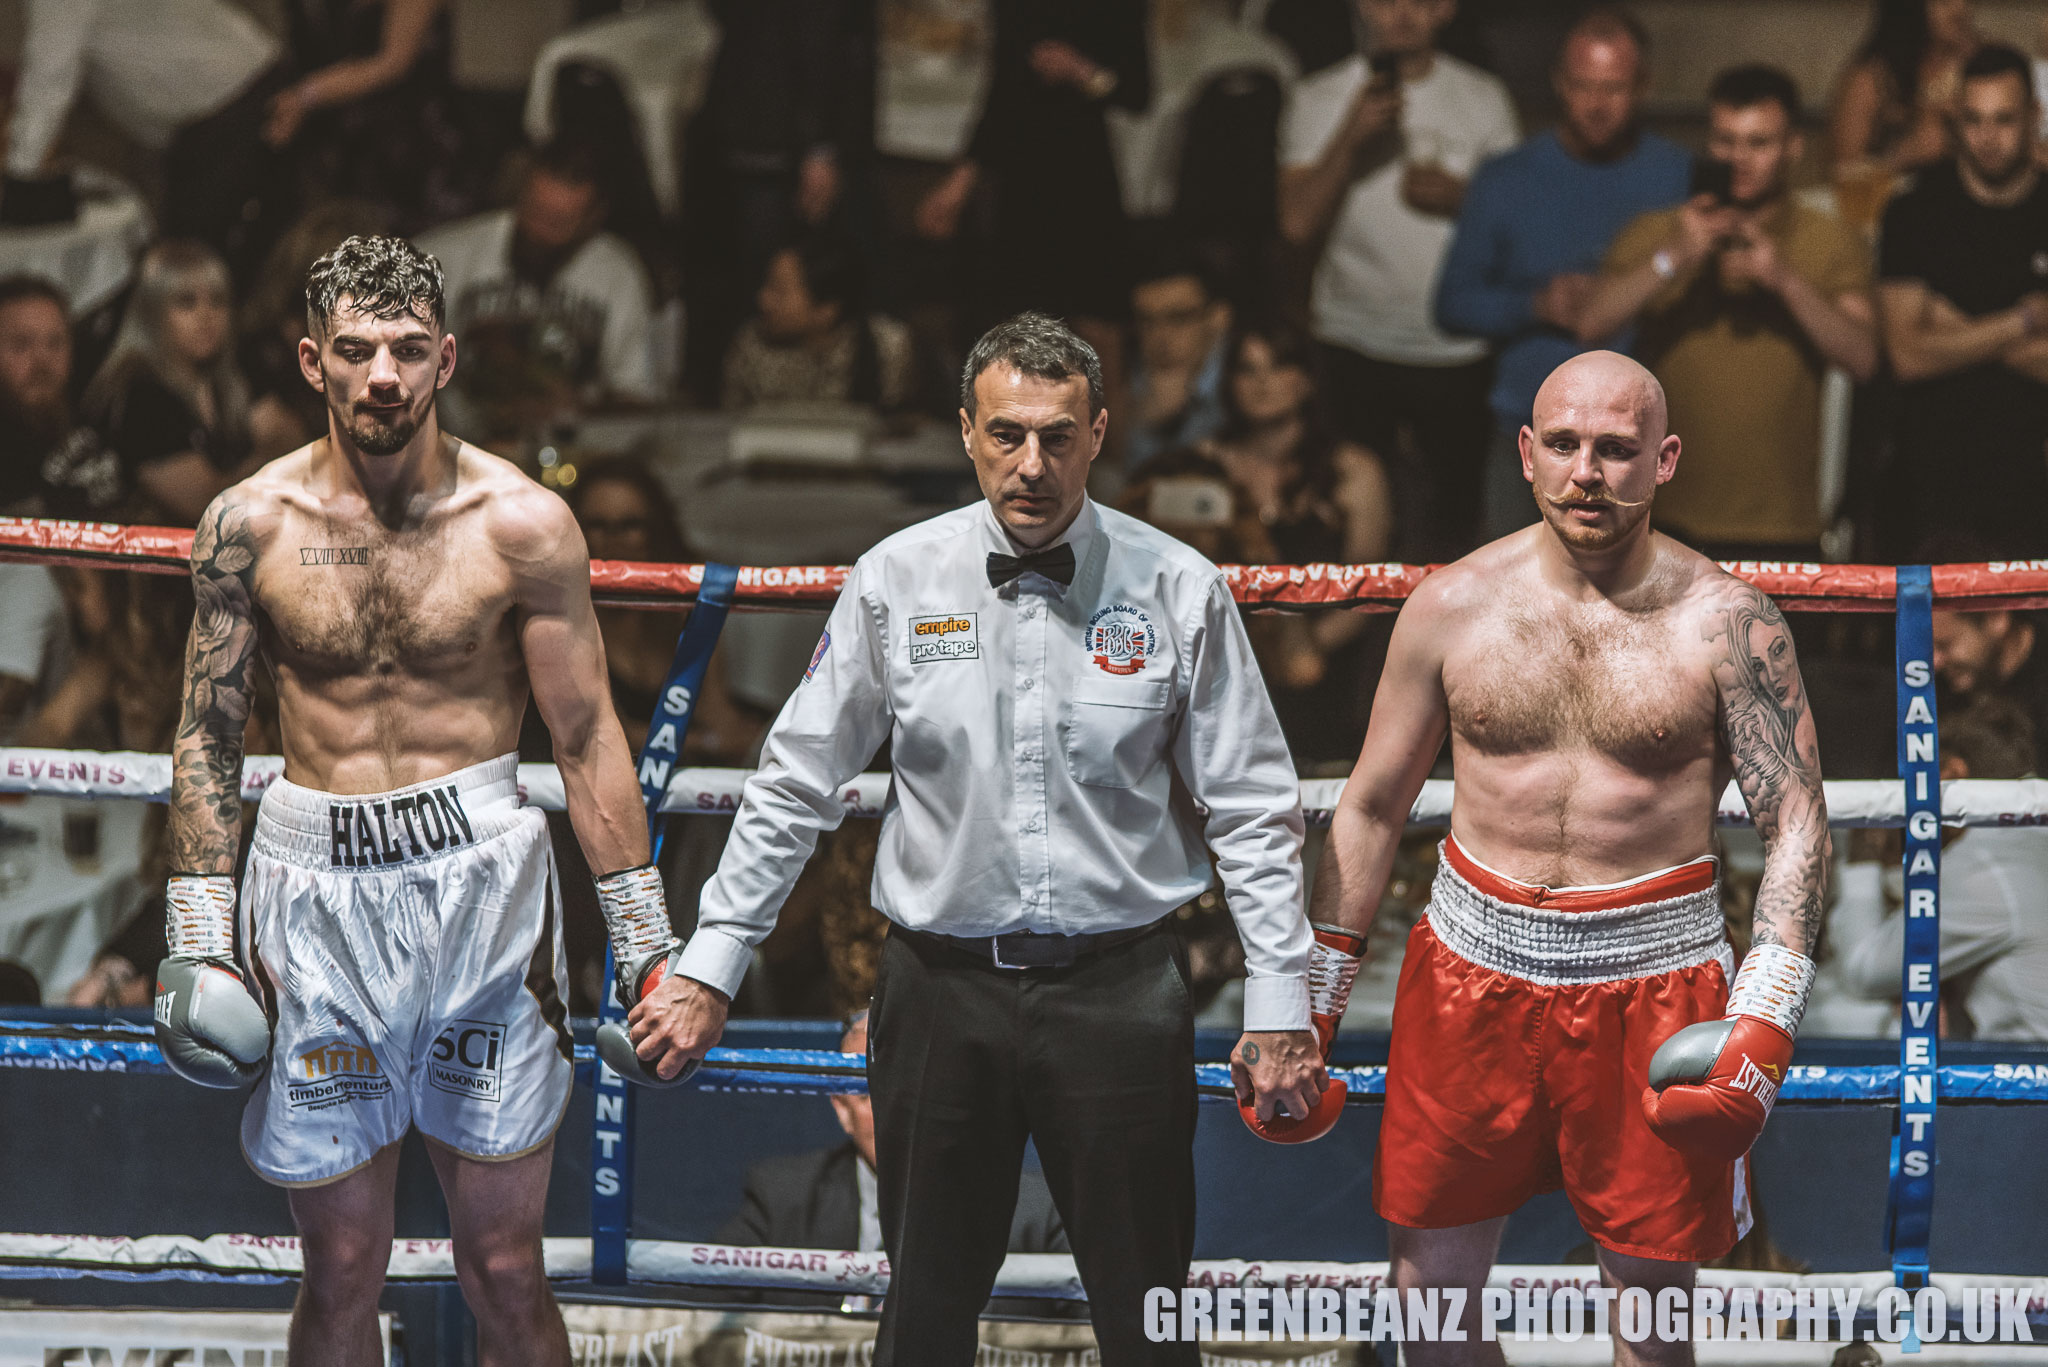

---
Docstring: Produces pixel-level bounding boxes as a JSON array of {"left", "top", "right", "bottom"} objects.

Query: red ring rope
[{"left": 7, "top": 517, "right": 2048, "bottom": 612}]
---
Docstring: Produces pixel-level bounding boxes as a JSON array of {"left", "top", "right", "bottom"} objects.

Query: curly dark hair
[{"left": 303, "top": 234, "right": 444, "bottom": 340}]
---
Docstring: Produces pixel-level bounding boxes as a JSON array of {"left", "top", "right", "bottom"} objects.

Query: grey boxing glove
[
  {"left": 154, "top": 876, "right": 270, "bottom": 1088},
  {"left": 592, "top": 865, "right": 701, "bottom": 1088}
]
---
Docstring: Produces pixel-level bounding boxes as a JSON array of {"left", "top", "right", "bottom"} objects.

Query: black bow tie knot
[{"left": 986, "top": 542, "right": 1076, "bottom": 588}]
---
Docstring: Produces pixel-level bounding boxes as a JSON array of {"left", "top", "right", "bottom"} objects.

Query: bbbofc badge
[{"left": 1086, "top": 604, "right": 1156, "bottom": 675}]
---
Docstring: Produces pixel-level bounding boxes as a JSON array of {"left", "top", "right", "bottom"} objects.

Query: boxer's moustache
[{"left": 1542, "top": 487, "right": 1649, "bottom": 511}]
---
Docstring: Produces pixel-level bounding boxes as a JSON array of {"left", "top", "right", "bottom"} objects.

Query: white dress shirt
[
  {"left": 1280, "top": 52, "right": 1518, "bottom": 366},
  {"left": 417, "top": 210, "right": 659, "bottom": 403},
  {"left": 680, "top": 497, "right": 1311, "bottom": 1031},
  {"left": 8, "top": 0, "right": 280, "bottom": 176}
]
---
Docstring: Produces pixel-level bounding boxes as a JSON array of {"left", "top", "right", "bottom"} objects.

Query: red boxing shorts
[{"left": 1373, "top": 835, "right": 1752, "bottom": 1262}]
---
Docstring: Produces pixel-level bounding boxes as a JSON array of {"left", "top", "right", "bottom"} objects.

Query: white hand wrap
[
  {"left": 595, "top": 864, "right": 676, "bottom": 971},
  {"left": 1306, "top": 926, "right": 1363, "bottom": 1022},
  {"left": 166, "top": 875, "right": 237, "bottom": 961},
  {"left": 1725, "top": 943, "right": 1815, "bottom": 1036}
]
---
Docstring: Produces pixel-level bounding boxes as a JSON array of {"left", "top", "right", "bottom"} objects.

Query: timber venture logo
[{"left": 288, "top": 1040, "right": 390, "bottom": 1111}]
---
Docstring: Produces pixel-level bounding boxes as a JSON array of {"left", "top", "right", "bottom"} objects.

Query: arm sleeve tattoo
[
  {"left": 1706, "top": 583, "right": 1830, "bottom": 954},
  {"left": 169, "top": 496, "right": 261, "bottom": 874}
]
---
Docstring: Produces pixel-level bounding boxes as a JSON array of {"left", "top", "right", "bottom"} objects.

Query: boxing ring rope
[
  {"left": 10, "top": 516, "right": 2048, "bottom": 613},
  {"left": 8, "top": 745, "right": 2048, "bottom": 829},
  {"left": 1, "top": 517, "right": 2044, "bottom": 1318}
]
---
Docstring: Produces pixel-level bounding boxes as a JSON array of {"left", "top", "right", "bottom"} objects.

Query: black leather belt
[{"left": 911, "top": 919, "right": 1164, "bottom": 970}]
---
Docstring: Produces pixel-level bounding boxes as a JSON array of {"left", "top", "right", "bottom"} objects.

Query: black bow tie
[{"left": 986, "top": 542, "right": 1076, "bottom": 588}]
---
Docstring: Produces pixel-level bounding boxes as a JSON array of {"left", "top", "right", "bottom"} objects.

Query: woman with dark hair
[
  {"left": 722, "top": 231, "right": 916, "bottom": 411},
  {"left": 1202, "top": 318, "right": 1390, "bottom": 570},
  {"left": 1830, "top": 0, "right": 1977, "bottom": 217},
  {"left": 69, "top": 241, "right": 256, "bottom": 525},
  {"left": 1126, "top": 317, "right": 1390, "bottom": 760},
  {"left": 562, "top": 457, "right": 760, "bottom": 765}
]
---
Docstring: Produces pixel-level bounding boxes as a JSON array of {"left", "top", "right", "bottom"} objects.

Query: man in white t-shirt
[
  {"left": 418, "top": 142, "right": 659, "bottom": 436},
  {"left": 1278, "top": 0, "right": 1516, "bottom": 560}
]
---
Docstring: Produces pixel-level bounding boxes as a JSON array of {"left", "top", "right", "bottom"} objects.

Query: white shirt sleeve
[
  {"left": 1474, "top": 72, "right": 1520, "bottom": 160},
  {"left": 0, "top": 566, "right": 65, "bottom": 687},
  {"left": 597, "top": 248, "right": 659, "bottom": 402},
  {"left": 8, "top": 0, "right": 100, "bottom": 177},
  {"left": 1171, "top": 576, "right": 1310, "bottom": 1032},
  {"left": 678, "top": 562, "right": 895, "bottom": 997},
  {"left": 1838, "top": 835, "right": 2021, "bottom": 997},
  {"left": 1278, "top": 63, "right": 1351, "bottom": 171}
]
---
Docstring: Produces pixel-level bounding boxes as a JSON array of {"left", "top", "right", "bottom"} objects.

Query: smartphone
[
  {"left": 1147, "top": 477, "right": 1236, "bottom": 529},
  {"left": 1367, "top": 49, "right": 1402, "bottom": 84},
  {"left": 1688, "top": 155, "right": 1734, "bottom": 205}
]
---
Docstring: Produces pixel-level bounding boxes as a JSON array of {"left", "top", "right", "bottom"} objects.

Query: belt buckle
[
  {"left": 989, "top": 931, "right": 1070, "bottom": 971},
  {"left": 990, "top": 932, "right": 1031, "bottom": 971}
]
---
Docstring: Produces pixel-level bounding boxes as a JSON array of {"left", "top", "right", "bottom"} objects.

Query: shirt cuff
[
  {"left": 1241, "top": 972, "right": 1311, "bottom": 1033},
  {"left": 675, "top": 927, "right": 755, "bottom": 1000}
]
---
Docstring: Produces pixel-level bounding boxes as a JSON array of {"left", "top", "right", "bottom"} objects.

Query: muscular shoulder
[
  {"left": 192, "top": 453, "right": 308, "bottom": 584},
  {"left": 468, "top": 445, "right": 583, "bottom": 575},
  {"left": 1408, "top": 534, "right": 1531, "bottom": 623},
  {"left": 1684, "top": 553, "right": 1799, "bottom": 676}
]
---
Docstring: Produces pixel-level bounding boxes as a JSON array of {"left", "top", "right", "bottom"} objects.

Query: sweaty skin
[
  {"left": 169, "top": 307, "right": 646, "bottom": 886},
  {"left": 1313, "top": 351, "right": 1828, "bottom": 939},
  {"left": 1311, "top": 351, "right": 1827, "bottom": 1367}
]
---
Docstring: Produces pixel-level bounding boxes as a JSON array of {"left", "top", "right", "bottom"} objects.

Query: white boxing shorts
[{"left": 238, "top": 754, "right": 573, "bottom": 1187}]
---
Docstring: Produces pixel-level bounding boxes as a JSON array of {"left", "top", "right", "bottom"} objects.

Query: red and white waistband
[{"left": 1425, "top": 834, "right": 1732, "bottom": 985}]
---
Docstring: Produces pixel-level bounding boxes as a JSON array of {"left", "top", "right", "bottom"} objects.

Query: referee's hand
[
  {"left": 627, "top": 974, "right": 729, "bottom": 1082},
  {"left": 1231, "top": 1030, "right": 1326, "bottom": 1124}
]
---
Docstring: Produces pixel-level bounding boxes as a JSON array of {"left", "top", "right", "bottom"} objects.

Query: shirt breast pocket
[{"left": 1063, "top": 676, "right": 1173, "bottom": 789}]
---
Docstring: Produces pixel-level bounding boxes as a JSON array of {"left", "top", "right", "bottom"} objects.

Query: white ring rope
[
  {"left": 2, "top": 1233, "right": 2044, "bottom": 1304},
  {"left": 3, "top": 747, "right": 2044, "bottom": 829}
]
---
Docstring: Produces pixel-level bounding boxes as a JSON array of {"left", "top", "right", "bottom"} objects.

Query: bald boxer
[
  {"left": 162, "top": 235, "right": 669, "bottom": 1367},
  {"left": 1315, "top": 352, "right": 1828, "bottom": 1367}
]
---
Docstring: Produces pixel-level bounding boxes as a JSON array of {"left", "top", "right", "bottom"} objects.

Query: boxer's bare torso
[
  {"left": 169, "top": 430, "right": 643, "bottom": 880},
  {"left": 1430, "top": 528, "right": 1734, "bottom": 887},
  {"left": 1315, "top": 350, "right": 1827, "bottom": 959},
  {"left": 221, "top": 435, "right": 545, "bottom": 794}
]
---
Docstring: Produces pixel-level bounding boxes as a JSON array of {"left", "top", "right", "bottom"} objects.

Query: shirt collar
[{"left": 977, "top": 495, "right": 1097, "bottom": 592}]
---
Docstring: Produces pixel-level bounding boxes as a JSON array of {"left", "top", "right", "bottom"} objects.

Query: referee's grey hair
[
  {"left": 960, "top": 312, "right": 1104, "bottom": 419},
  {"left": 304, "top": 234, "right": 445, "bottom": 341}
]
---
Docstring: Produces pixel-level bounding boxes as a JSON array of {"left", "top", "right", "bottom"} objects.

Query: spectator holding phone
[
  {"left": 1576, "top": 66, "right": 1876, "bottom": 561},
  {"left": 1277, "top": 0, "right": 1517, "bottom": 561}
]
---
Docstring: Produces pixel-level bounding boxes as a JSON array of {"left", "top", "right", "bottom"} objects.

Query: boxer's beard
[{"left": 343, "top": 393, "right": 428, "bottom": 456}]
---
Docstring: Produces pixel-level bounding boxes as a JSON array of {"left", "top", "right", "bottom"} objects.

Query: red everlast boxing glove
[
  {"left": 1642, "top": 943, "right": 1815, "bottom": 1160},
  {"left": 1239, "top": 922, "right": 1363, "bottom": 1144}
]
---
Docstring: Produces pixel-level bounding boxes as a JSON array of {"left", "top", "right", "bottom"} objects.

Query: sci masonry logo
[
  {"left": 1142, "top": 1284, "right": 2039, "bottom": 1346},
  {"left": 428, "top": 1019, "right": 505, "bottom": 1102}
]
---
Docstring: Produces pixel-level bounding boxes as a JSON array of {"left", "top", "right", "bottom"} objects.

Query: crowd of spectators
[{"left": 0, "top": 0, "right": 2045, "bottom": 1047}]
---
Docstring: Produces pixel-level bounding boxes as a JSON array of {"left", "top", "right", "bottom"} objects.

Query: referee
[{"left": 629, "top": 313, "right": 1322, "bottom": 1364}]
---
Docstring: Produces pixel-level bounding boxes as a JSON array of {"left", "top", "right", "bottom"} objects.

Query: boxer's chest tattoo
[
  {"left": 1450, "top": 605, "right": 1714, "bottom": 763},
  {"left": 264, "top": 521, "right": 500, "bottom": 672}
]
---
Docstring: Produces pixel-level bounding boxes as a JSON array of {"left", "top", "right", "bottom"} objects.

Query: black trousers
[
  {"left": 1319, "top": 344, "right": 1493, "bottom": 563},
  {"left": 867, "top": 923, "right": 1199, "bottom": 1366}
]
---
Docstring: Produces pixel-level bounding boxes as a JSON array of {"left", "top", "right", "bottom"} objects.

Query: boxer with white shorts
[
  {"left": 159, "top": 236, "right": 698, "bottom": 1367},
  {"left": 1313, "top": 353, "right": 1829, "bottom": 1367},
  {"left": 238, "top": 757, "right": 573, "bottom": 1185}
]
